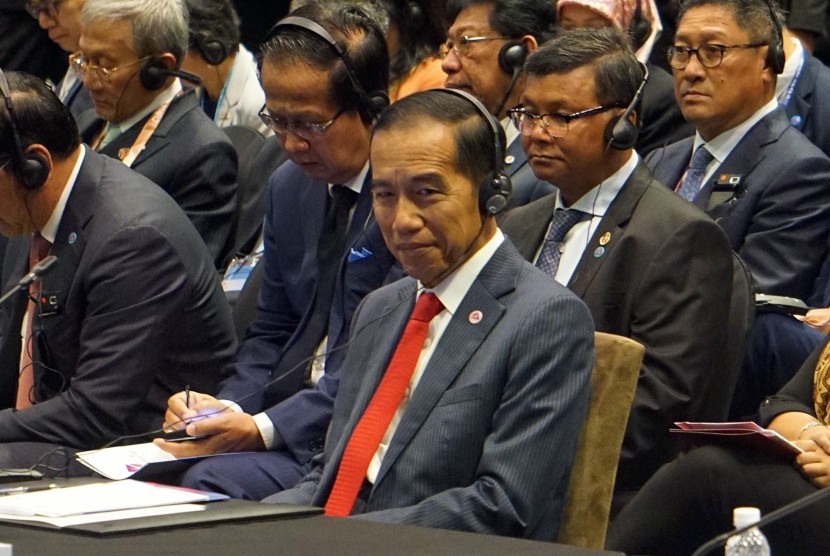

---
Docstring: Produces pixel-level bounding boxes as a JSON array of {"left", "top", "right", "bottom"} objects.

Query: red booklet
[{"left": 671, "top": 421, "right": 804, "bottom": 460}]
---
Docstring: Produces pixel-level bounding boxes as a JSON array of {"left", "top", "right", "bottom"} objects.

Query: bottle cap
[{"left": 733, "top": 507, "right": 761, "bottom": 528}]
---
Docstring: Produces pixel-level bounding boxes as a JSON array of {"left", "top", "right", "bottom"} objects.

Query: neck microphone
[
  {"left": 0, "top": 254, "right": 59, "bottom": 308},
  {"left": 164, "top": 69, "right": 203, "bottom": 86},
  {"left": 691, "top": 485, "right": 830, "bottom": 556}
]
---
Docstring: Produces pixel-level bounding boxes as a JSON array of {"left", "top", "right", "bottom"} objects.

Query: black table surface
[{"left": 0, "top": 512, "right": 623, "bottom": 556}]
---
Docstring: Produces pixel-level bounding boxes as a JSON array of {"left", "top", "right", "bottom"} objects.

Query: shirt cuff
[{"left": 252, "top": 412, "right": 276, "bottom": 449}]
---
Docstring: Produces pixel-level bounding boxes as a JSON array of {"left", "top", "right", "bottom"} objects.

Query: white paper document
[
  {"left": 0, "top": 503, "right": 205, "bottom": 527},
  {"left": 76, "top": 443, "right": 180, "bottom": 480},
  {"left": 0, "top": 480, "right": 223, "bottom": 517}
]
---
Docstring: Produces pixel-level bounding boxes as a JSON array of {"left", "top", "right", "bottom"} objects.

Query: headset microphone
[
  {"left": 605, "top": 62, "right": 649, "bottom": 150},
  {"left": 0, "top": 255, "right": 59, "bottom": 308},
  {"left": 139, "top": 60, "right": 203, "bottom": 91}
]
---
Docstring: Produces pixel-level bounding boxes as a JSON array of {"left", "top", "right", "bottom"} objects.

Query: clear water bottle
[{"left": 725, "top": 507, "right": 771, "bottom": 556}]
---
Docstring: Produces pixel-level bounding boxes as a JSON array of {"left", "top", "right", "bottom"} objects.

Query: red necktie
[
  {"left": 17, "top": 232, "right": 52, "bottom": 409},
  {"left": 324, "top": 292, "right": 444, "bottom": 517}
]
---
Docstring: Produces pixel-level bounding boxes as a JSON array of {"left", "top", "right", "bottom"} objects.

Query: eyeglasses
[
  {"left": 439, "top": 35, "right": 506, "bottom": 59},
  {"left": 666, "top": 43, "right": 767, "bottom": 69},
  {"left": 24, "top": 0, "right": 63, "bottom": 19},
  {"left": 68, "top": 52, "right": 150, "bottom": 81},
  {"left": 507, "top": 105, "right": 623, "bottom": 138},
  {"left": 258, "top": 106, "right": 344, "bottom": 140}
]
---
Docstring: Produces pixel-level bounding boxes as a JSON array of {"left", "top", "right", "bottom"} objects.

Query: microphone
[
  {"left": 159, "top": 68, "right": 203, "bottom": 86},
  {"left": 0, "top": 255, "right": 59, "bottom": 308},
  {"left": 691, "top": 486, "right": 830, "bottom": 556}
]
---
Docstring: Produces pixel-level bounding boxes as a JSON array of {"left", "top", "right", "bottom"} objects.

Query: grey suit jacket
[
  {"left": 0, "top": 148, "right": 237, "bottom": 448},
  {"left": 77, "top": 90, "right": 239, "bottom": 268},
  {"left": 646, "top": 108, "right": 830, "bottom": 299},
  {"left": 500, "top": 162, "right": 735, "bottom": 490},
  {"left": 269, "top": 240, "right": 594, "bottom": 541}
]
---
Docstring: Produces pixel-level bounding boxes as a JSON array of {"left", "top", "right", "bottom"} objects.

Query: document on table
[
  {"left": 76, "top": 442, "right": 180, "bottom": 480},
  {"left": 0, "top": 480, "right": 227, "bottom": 518},
  {"left": 0, "top": 503, "right": 205, "bottom": 527}
]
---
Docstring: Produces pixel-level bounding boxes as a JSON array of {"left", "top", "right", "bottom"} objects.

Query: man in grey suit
[
  {"left": 266, "top": 90, "right": 594, "bottom": 540},
  {"left": 74, "top": 0, "right": 238, "bottom": 268},
  {"left": 0, "top": 70, "right": 235, "bottom": 470},
  {"left": 498, "top": 28, "right": 737, "bottom": 509},
  {"left": 441, "top": 0, "right": 555, "bottom": 207}
]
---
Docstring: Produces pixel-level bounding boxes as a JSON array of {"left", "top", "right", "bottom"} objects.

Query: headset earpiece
[
  {"left": 431, "top": 88, "right": 513, "bottom": 215},
  {"left": 406, "top": 1, "right": 425, "bottom": 30},
  {"left": 195, "top": 35, "right": 228, "bottom": 66},
  {"left": 140, "top": 58, "right": 171, "bottom": 91},
  {"left": 605, "top": 62, "right": 649, "bottom": 150},
  {"left": 628, "top": 0, "right": 653, "bottom": 51},
  {"left": 0, "top": 68, "right": 49, "bottom": 190},
  {"left": 764, "top": 0, "right": 785, "bottom": 75},
  {"left": 498, "top": 42, "right": 527, "bottom": 74}
]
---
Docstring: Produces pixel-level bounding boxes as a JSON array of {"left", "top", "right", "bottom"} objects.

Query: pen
[
  {"left": 185, "top": 384, "right": 191, "bottom": 409},
  {"left": 0, "top": 483, "right": 58, "bottom": 496}
]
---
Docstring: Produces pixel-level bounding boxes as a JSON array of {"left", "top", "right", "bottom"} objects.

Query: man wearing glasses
[
  {"left": 154, "top": 3, "right": 397, "bottom": 502},
  {"left": 500, "top": 27, "right": 737, "bottom": 513},
  {"left": 647, "top": 0, "right": 830, "bottom": 302},
  {"left": 441, "top": 0, "right": 555, "bottom": 208},
  {"left": 73, "top": 0, "right": 238, "bottom": 269}
]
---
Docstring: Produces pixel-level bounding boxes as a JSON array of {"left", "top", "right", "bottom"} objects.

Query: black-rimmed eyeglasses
[
  {"left": 507, "top": 105, "right": 623, "bottom": 138},
  {"left": 666, "top": 43, "right": 767, "bottom": 69}
]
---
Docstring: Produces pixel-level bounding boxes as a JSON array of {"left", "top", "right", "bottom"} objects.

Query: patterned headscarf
[{"left": 555, "top": 0, "right": 663, "bottom": 62}]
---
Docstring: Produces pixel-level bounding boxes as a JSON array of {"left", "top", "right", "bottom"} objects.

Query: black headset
[
  {"left": 193, "top": 33, "right": 229, "bottom": 66},
  {"left": 629, "top": 0, "right": 653, "bottom": 51},
  {"left": 0, "top": 68, "right": 49, "bottom": 190},
  {"left": 267, "top": 16, "right": 390, "bottom": 121},
  {"left": 432, "top": 88, "right": 513, "bottom": 215},
  {"left": 498, "top": 42, "right": 528, "bottom": 74},
  {"left": 604, "top": 62, "right": 650, "bottom": 150},
  {"left": 139, "top": 59, "right": 204, "bottom": 91},
  {"left": 763, "top": 0, "right": 785, "bottom": 75}
]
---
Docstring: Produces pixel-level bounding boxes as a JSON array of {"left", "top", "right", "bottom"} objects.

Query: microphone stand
[{"left": 0, "top": 255, "right": 59, "bottom": 308}]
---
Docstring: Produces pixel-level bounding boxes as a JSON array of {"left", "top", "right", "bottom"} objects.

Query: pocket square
[{"left": 348, "top": 247, "right": 373, "bottom": 263}]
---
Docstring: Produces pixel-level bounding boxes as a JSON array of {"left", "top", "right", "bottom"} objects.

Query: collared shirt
[
  {"left": 501, "top": 116, "right": 520, "bottom": 151},
  {"left": 530, "top": 152, "right": 638, "bottom": 286},
  {"left": 20, "top": 147, "right": 85, "bottom": 364},
  {"left": 99, "top": 79, "right": 183, "bottom": 150},
  {"left": 687, "top": 97, "right": 778, "bottom": 193},
  {"left": 367, "top": 228, "right": 506, "bottom": 483},
  {"left": 249, "top": 161, "right": 371, "bottom": 449}
]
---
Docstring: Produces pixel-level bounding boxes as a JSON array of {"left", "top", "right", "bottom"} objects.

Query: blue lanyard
[{"left": 780, "top": 51, "right": 805, "bottom": 108}]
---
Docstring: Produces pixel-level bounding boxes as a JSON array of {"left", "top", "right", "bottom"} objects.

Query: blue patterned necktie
[
  {"left": 677, "top": 145, "right": 714, "bottom": 201},
  {"left": 536, "top": 209, "right": 589, "bottom": 278}
]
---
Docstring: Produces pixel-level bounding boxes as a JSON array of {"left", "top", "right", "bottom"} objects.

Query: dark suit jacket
[
  {"left": 270, "top": 241, "right": 594, "bottom": 540},
  {"left": 503, "top": 137, "right": 555, "bottom": 208},
  {"left": 786, "top": 51, "right": 830, "bottom": 157},
  {"left": 216, "top": 161, "right": 397, "bottom": 465},
  {"left": 0, "top": 148, "right": 237, "bottom": 448},
  {"left": 59, "top": 76, "right": 94, "bottom": 121},
  {"left": 77, "top": 90, "right": 239, "bottom": 268},
  {"left": 646, "top": 108, "right": 830, "bottom": 299},
  {"left": 500, "top": 162, "right": 735, "bottom": 490}
]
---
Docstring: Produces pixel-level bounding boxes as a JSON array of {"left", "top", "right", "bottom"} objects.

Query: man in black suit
[
  {"left": 74, "top": 0, "right": 238, "bottom": 268},
  {"left": 499, "top": 27, "right": 737, "bottom": 508},
  {"left": 441, "top": 0, "right": 555, "bottom": 207},
  {"left": 0, "top": 70, "right": 236, "bottom": 471}
]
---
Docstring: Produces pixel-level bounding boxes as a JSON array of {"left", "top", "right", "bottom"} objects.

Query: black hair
[
  {"left": 381, "top": 0, "right": 445, "bottom": 84},
  {"left": 677, "top": 0, "right": 779, "bottom": 44},
  {"left": 259, "top": 3, "right": 390, "bottom": 124},
  {"left": 184, "top": 0, "right": 241, "bottom": 55},
  {"left": 373, "top": 89, "right": 504, "bottom": 192},
  {"left": 445, "top": 0, "right": 557, "bottom": 43},
  {"left": 0, "top": 71, "right": 79, "bottom": 165},
  {"left": 525, "top": 27, "right": 642, "bottom": 107}
]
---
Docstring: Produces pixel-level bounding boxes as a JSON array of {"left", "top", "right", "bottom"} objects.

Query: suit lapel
[
  {"left": 372, "top": 244, "right": 517, "bottom": 487},
  {"left": 699, "top": 110, "right": 788, "bottom": 212},
  {"left": 500, "top": 194, "right": 555, "bottom": 261},
  {"left": 785, "top": 52, "right": 814, "bottom": 133},
  {"left": 567, "top": 164, "right": 651, "bottom": 297},
  {"left": 503, "top": 137, "right": 528, "bottom": 178}
]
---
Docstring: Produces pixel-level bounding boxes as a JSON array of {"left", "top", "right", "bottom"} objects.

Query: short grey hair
[{"left": 81, "top": 0, "right": 189, "bottom": 67}]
